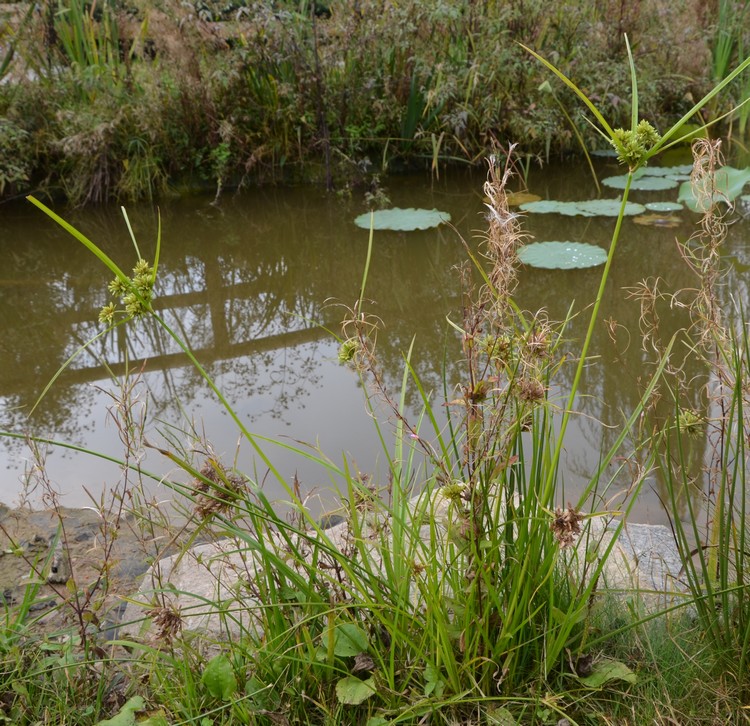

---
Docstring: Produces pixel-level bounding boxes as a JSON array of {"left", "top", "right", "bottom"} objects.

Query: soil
[{"left": 0, "top": 504, "right": 166, "bottom": 638}]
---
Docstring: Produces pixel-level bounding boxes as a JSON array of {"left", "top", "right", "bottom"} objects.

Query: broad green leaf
[
  {"left": 246, "top": 676, "right": 280, "bottom": 710},
  {"left": 335, "top": 675, "right": 377, "bottom": 705},
  {"left": 518, "top": 241, "right": 607, "bottom": 269},
  {"left": 520, "top": 199, "right": 645, "bottom": 217},
  {"left": 579, "top": 659, "right": 637, "bottom": 688},
  {"left": 333, "top": 623, "right": 370, "bottom": 657},
  {"left": 95, "top": 696, "right": 145, "bottom": 726},
  {"left": 518, "top": 200, "right": 586, "bottom": 216},
  {"left": 633, "top": 213, "right": 681, "bottom": 228},
  {"left": 638, "top": 164, "right": 692, "bottom": 177},
  {"left": 486, "top": 706, "right": 517, "bottom": 725},
  {"left": 366, "top": 717, "right": 389, "bottom": 726},
  {"left": 424, "top": 662, "right": 446, "bottom": 697},
  {"left": 575, "top": 199, "right": 645, "bottom": 216},
  {"left": 602, "top": 173, "right": 678, "bottom": 190},
  {"left": 138, "top": 713, "right": 169, "bottom": 726},
  {"left": 645, "top": 201, "right": 683, "bottom": 211},
  {"left": 677, "top": 166, "right": 750, "bottom": 212},
  {"left": 201, "top": 654, "right": 238, "bottom": 701},
  {"left": 353, "top": 207, "right": 451, "bottom": 231}
]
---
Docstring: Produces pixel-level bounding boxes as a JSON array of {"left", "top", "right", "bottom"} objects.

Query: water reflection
[{"left": 0, "top": 161, "right": 746, "bottom": 524}]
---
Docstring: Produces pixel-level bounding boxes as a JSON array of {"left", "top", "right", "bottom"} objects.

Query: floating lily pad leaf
[
  {"left": 520, "top": 199, "right": 645, "bottom": 217},
  {"left": 602, "top": 173, "right": 678, "bottom": 191},
  {"left": 677, "top": 166, "right": 750, "bottom": 212},
  {"left": 590, "top": 149, "right": 619, "bottom": 157},
  {"left": 507, "top": 191, "right": 541, "bottom": 206},
  {"left": 518, "top": 241, "right": 607, "bottom": 269},
  {"left": 633, "top": 213, "right": 682, "bottom": 228},
  {"left": 642, "top": 164, "right": 693, "bottom": 176},
  {"left": 575, "top": 199, "right": 646, "bottom": 216},
  {"left": 645, "top": 201, "right": 683, "bottom": 212},
  {"left": 354, "top": 207, "right": 451, "bottom": 230},
  {"left": 519, "top": 200, "right": 582, "bottom": 216}
]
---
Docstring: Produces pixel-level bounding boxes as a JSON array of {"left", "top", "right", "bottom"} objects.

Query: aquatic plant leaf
[
  {"left": 578, "top": 660, "right": 637, "bottom": 688},
  {"left": 574, "top": 199, "right": 646, "bottom": 216},
  {"left": 518, "top": 200, "right": 584, "bottom": 216},
  {"left": 677, "top": 166, "right": 750, "bottom": 212},
  {"left": 645, "top": 201, "right": 683, "bottom": 211},
  {"left": 602, "top": 173, "right": 678, "bottom": 190},
  {"left": 518, "top": 241, "right": 607, "bottom": 269},
  {"left": 641, "top": 164, "right": 693, "bottom": 176},
  {"left": 353, "top": 207, "right": 451, "bottom": 230},
  {"left": 520, "top": 199, "right": 645, "bottom": 217},
  {"left": 507, "top": 191, "right": 541, "bottom": 206},
  {"left": 633, "top": 214, "right": 682, "bottom": 228},
  {"left": 336, "top": 676, "right": 377, "bottom": 704}
]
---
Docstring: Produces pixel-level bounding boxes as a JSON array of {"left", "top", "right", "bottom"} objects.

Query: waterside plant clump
[
  {"left": 0, "top": 34, "right": 749, "bottom": 726},
  {"left": 1, "top": 0, "right": 750, "bottom": 204}
]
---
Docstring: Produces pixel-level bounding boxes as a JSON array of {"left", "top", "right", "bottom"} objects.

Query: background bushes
[{"left": 0, "top": 0, "right": 741, "bottom": 204}]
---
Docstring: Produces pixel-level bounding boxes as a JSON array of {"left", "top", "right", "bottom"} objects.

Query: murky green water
[{"left": 1, "top": 157, "right": 748, "bottom": 524}]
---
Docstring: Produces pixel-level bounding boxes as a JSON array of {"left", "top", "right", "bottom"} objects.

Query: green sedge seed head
[
  {"left": 636, "top": 120, "right": 661, "bottom": 146},
  {"left": 99, "top": 302, "right": 117, "bottom": 324},
  {"left": 610, "top": 121, "right": 661, "bottom": 169},
  {"left": 123, "top": 292, "right": 148, "bottom": 317},
  {"left": 338, "top": 338, "right": 359, "bottom": 364},
  {"left": 108, "top": 277, "right": 128, "bottom": 297},
  {"left": 677, "top": 408, "right": 703, "bottom": 437},
  {"left": 440, "top": 481, "right": 467, "bottom": 503},
  {"left": 133, "top": 259, "right": 151, "bottom": 276},
  {"left": 133, "top": 273, "right": 154, "bottom": 294}
]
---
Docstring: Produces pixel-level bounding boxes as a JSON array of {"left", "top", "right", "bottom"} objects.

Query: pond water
[{"left": 1, "top": 155, "right": 749, "bottom": 525}]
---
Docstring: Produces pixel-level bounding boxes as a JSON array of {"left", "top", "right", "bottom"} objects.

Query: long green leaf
[
  {"left": 519, "top": 43, "right": 616, "bottom": 140},
  {"left": 27, "top": 196, "right": 128, "bottom": 283}
]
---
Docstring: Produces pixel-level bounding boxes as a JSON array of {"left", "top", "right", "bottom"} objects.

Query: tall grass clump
[{"left": 657, "top": 137, "right": 750, "bottom": 698}]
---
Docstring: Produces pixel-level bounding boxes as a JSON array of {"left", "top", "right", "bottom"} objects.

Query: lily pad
[
  {"left": 602, "top": 173, "right": 678, "bottom": 191},
  {"left": 507, "top": 191, "right": 541, "bottom": 206},
  {"left": 519, "top": 199, "right": 645, "bottom": 217},
  {"left": 677, "top": 166, "right": 750, "bottom": 212},
  {"left": 645, "top": 201, "right": 683, "bottom": 212},
  {"left": 641, "top": 164, "right": 693, "bottom": 176},
  {"left": 578, "top": 199, "right": 646, "bottom": 216},
  {"left": 354, "top": 207, "right": 451, "bottom": 231},
  {"left": 633, "top": 213, "right": 682, "bottom": 228},
  {"left": 518, "top": 241, "right": 607, "bottom": 269}
]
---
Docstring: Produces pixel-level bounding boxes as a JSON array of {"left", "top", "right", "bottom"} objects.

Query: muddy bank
[{"left": 0, "top": 505, "right": 164, "bottom": 635}]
